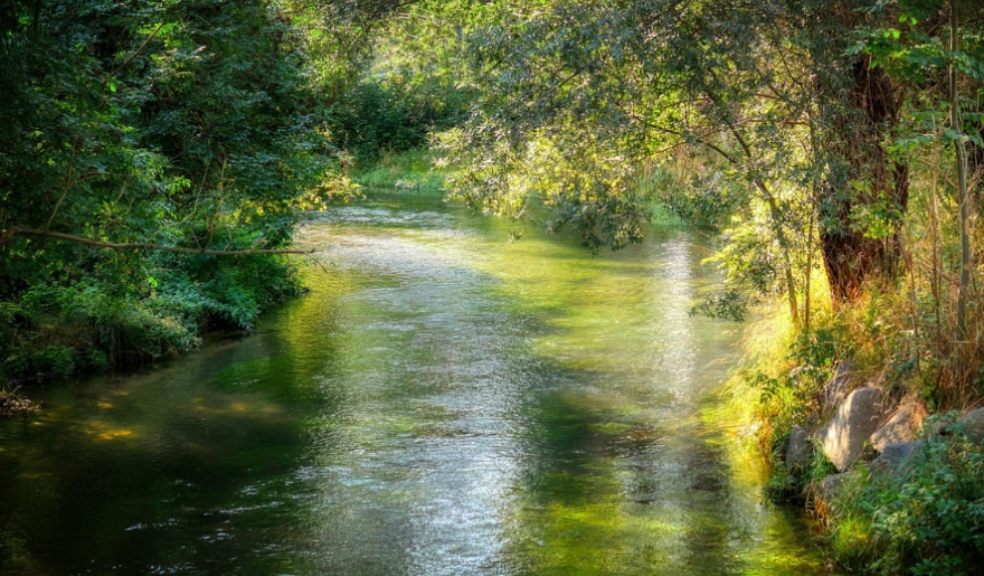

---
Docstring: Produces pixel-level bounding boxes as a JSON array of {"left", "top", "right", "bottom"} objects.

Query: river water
[{"left": 0, "top": 193, "right": 836, "bottom": 575}]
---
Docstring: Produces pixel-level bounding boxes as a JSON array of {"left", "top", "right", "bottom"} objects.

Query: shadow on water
[
  {"left": 0, "top": 191, "right": 838, "bottom": 575},
  {"left": 0, "top": 275, "right": 358, "bottom": 574}
]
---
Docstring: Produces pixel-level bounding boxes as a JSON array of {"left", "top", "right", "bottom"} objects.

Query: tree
[
  {"left": 436, "top": 0, "right": 981, "bottom": 314},
  {"left": 0, "top": 0, "right": 342, "bottom": 382}
]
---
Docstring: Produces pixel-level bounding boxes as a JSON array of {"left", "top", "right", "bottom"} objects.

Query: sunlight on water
[{"left": 0, "top": 192, "right": 837, "bottom": 575}]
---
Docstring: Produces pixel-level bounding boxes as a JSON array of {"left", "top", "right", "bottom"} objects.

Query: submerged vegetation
[{"left": 2, "top": 0, "right": 984, "bottom": 573}]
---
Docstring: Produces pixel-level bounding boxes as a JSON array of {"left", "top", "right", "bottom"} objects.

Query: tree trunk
[{"left": 818, "top": 55, "right": 909, "bottom": 302}]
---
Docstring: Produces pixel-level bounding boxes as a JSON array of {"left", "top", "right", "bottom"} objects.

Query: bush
[
  {"left": 639, "top": 162, "right": 744, "bottom": 228},
  {"left": 333, "top": 79, "right": 469, "bottom": 162},
  {"left": 0, "top": 252, "right": 300, "bottom": 386},
  {"left": 754, "top": 323, "right": 843, "bottom": 446},
  {"left": 353, "top": 147, "right": 447, "bottom": 192},
  {"left": 828, "top": 438, "right": 984, "bottom": 575}
]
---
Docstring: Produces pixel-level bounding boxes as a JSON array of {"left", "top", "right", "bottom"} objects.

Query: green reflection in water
[{"left": 0, "top": 192, "right": 838, "bottom": 575}]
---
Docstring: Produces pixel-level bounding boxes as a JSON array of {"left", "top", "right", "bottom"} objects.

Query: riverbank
[
  {"left": 0, "top": 253, "right": 303, "bottom": 412},
  {"left": 0, "top": 149, "right": 444, "bottom": 415},
  {"left": 710, "top": 301, "right": 984, "bottom": 576},
  {"left": 0, "top": 389, "right": 38, "bottom": 416}
]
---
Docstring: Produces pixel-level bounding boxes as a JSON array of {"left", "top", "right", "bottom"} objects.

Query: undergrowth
[
  {"left": 0, "top": 253, "right": 300, "bottom": 392},
  {"left": 711, "top": 278, "right": 984, "bottom": 574},
  {"left": 827, "top": 437, "right": 984, "bottom": 576},
  {"left": 353, "top": 148, "right": 447, "bottom": 194}
]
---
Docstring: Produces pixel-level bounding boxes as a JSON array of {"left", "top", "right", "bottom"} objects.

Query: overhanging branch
[{"left": 1, "top": 226, "right": 314, "bottom": 255}]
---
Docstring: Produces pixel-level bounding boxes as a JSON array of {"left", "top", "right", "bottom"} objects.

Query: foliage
[
  {"left": 325, "top": 0, "right": 478, "bottom": 162},
  {"left": 754, "top": 324, "right": 843, "bottom": 437},
  {"left": 1, "top": 0, "right": 982, "bottom": 571},
  {"left": 828, "top": 438, "right": 984, "bottom": 575},
  {"left": 640, "top": 160, "right": 745, "bottom": 228},
  {"left": 0, "top": 0, "right": 348, "bottom": 386},
  {"left": 354, "top": 147, "right": 446, "bottom": 193}
]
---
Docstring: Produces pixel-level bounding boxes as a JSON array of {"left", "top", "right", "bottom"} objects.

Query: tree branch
[
  {"left": 2, "top": 226, "right": 313, "bottom": 255},
  {"left": 110, "top": 21, "right": 167, "bottom": 77}
]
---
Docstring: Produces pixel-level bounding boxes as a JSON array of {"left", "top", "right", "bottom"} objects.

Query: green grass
[
  {"left": 353, "top": 148, "right": 448, "bottom": 195},
  {"left": 649, "top": 201, "right": 687, "bottom": 226}
]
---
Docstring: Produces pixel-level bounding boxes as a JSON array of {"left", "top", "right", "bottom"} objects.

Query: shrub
[
  {"left": 0, "top": 252, "right": 300, "bottom": 386},
  {"left": 828, "top": 438, "right": 984, "bottom": 575}
]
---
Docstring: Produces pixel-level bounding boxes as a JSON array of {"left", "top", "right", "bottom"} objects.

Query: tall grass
[{"left": 353, "top": 148, "right": 448, "bottom": 195}]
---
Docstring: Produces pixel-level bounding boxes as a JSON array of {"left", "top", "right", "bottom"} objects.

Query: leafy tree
[
  {"left": 436, "top": 0, "right": 981, "bottom": 319},
  {"left": 0, "top": 0, "right": 345, "bottom": 383}
]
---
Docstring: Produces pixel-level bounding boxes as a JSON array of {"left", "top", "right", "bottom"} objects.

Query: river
[{"left": 0, "top": 192, "right": 837, "bottom": 575}]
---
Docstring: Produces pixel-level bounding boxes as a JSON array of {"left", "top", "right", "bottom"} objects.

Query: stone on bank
[
  {"left": 816, "top": 386, "right": 883, "bottom": 472},
  {"left": 870, "top": 402, "right": 926, "bottom": 452}
]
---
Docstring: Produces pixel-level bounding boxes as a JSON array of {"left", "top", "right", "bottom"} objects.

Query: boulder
[
  {"left": 816, "top": 386, "right": 884, "bottom": 471},
  {"left": 870, "top": 441, "right": 925, "bottom": 474},
  {"left": 934, "top": 407, "right": 984, "bottom": 441},
  {"left": 957, "top": 407, "right": 984, "bottom": 443},
  {"left": 924, "top": 413, "right": 958, "bottom": 438},
  {"left": 785, "top": 426, "right": 813, "bottom": 472},
  {"left": 870, "top": 402, "right": 926, "bottom": 452},
  {"left": 816, "top": 470, "right": 859, "bottom": 504},
  {"left": 821, "top": 362, "right": 854, "bottom": 413}
]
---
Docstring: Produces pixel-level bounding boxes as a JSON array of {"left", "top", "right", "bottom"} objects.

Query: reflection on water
[{"left": 0, "top": 193, "right": 837, "bottom": 575}]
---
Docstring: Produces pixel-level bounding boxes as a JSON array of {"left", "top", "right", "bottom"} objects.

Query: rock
[
  {"left": 815, "top": 440, "right": 926, "bottom": 505},
  {"left": 0, "top": 391, "right": 39, "bottom": 416},
  {"left": 820, "top": 473, "right": 845, "bottom": 500},
  {"left": 934, "top": 408, "right": 984, "bottom": 441},
  {"left": 870, "top": 402, "right": 926, "bottom": 452},
  {"left": 816, "top": 470, "right": 858, "bottom": 504},
  {"left": 785, "top": 426, "right": 813, "bottom": 472},
  {"left": 870, "top": 441, "right": 925, "bottom": 474},
  {"left": 822, "top": 362, "right": 854, "bottom": 413},
  {"left": 816, "top": 386, "right": 884, "bottom": 471},
  {"left": 956, "top": 407, "right": 984, "bottom": 443},
  {"left": 924, "top": 413, "right": 958, "bottom": 438}
]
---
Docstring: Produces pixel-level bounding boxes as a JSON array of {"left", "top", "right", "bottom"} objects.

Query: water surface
[{"left": 0, "top": 193, "right": 835, "bottom": 575}]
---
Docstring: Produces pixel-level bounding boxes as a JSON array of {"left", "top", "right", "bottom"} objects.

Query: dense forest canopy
[{"left": 1, "top": 0, "right": 342, "bottom": 379}]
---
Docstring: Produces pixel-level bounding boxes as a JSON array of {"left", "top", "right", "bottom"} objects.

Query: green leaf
[{"left": 942, "top": 128, "right": 961, "bottom": 142}]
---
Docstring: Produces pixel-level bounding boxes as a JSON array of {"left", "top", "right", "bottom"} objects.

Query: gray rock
[
  {"left": 871, "top": 402, "right": 926, "bottom": 452},
  {"left": 785, "top": 426, "right": 813, "bottom": 472},
  {"left": 816, "top": 386, "right": 884, "bottom": 471},
  {"left": 924, "top": 413, "right": 958, "bottom": 438},
  {"left": 957, "top": 407, "right": 984, "bottom": 443},
  {"left": 816, "top": 470, "right": 859, "bottom": 504},
  {"left": 870, "top": 441, "right": 925, "bottom": 474},
  {"left": 822, "top": 362, "right": 854, "bottom": 413}
]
